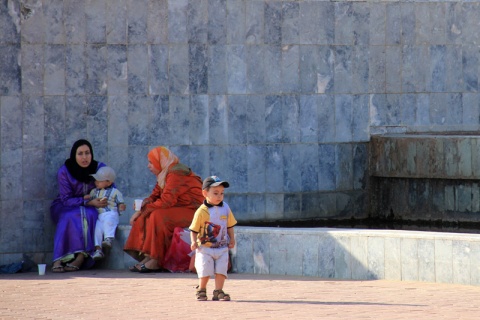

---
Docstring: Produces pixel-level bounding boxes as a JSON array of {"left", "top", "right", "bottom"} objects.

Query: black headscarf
[{"left": 64, "top": 139, "right": 99, "bottom": 183}]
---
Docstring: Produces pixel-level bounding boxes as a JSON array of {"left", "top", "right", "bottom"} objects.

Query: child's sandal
[
  {"left": 196, "top": 289, "right": 207, "bottom": 301},
  {"left": 212, "top": 289, "right": 230, "bottom": 301}
]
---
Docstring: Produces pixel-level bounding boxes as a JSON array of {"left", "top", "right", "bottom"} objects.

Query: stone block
[
  {"left": 264, "top": 2, "right": 281, "bottom": 45},
  {"left": 246, "top": 194, "right": 266, "bottom": 222},
  {"left": 265, "top": 145, "right": 284, "bottom": 193},
  {"left": 401, "top": 238, "right": 418, "bottom": 281},
  {"left": 208, "top": 45, "right": 227, "bottom": 94},
  {"left": 264, "top": 45, "right": 282, "bottom": 92},
  {"left": 254, "top": 233, "right": 270, "bottom": 274},
  {"left": 227, "top": 0, "right": 245, "bottom": 44},
  {"left": 127, "top": 45, "right": 148, "bottom": 95},
  {"left": 235, "top": 232, "right": 254, "bottom": 274},
  {"left": 283, "top": 145, "right": 303, "bottom": 193},
  {"left": 334, "top": 235, "right": 352, "bottom": 280},
  {"left": 265, "top": 194, "right": 284, "bottom": 221},
  {"left": 318, "top": 234, "right": 335, "bottom": 278},
  {"left": 245, "top": 1, "right": 264, "bottom": 44},
  {"left": 22, "top": 149, "right": 45, "bottom": 199},
  {"left": 386, "top": 47, "right": 402, "bottom": 93},
  {"left": 470, "top": 242, "right": 480, "bottom": 286},
  {"left": 227, "top": 45, "right": 246, "bottom": 94},
  {"left": 453, "top": 240, "right": 471, "bottom": 285},
  {"left": 127, "top": 0, "right": 147, "bottom": 44},
  {"left": 247, "top": 145, "right": 267, "bottom": 193},
  {"left": 435, "top": 239, "right": 453, "bottom": 284},
  {"left": 316, "top": 95, "right": 336, "bottom": 143},
  {"left": 168, "top": 44, "right": 189, "bottom": 94},
  {"left": 107, "top": 45, "right": 128, "bottom": 95},
  {"left": 22, "top": 96, "right": 44, "bottom": 148},
  {"left": 367, "top": 237, "right": 385, "bottom": 280},
  {"left": 335, "top": 144, "right": 353, "bottom": 190},
  {"left": 246, "top": 45, "right": 265, "bottom": 94},
  {"left": 351, "top": 236, "right": 369, "bottom": 280},
  {"left": 21, "top": 44, "right": 44, "bottom": 95},
  {"left": 85, "top": 0, "right": 106, "bottom": 43},
  {"left": 189, "top": 44, "right": 208, "bottom": 94},
  {"left": 418, "top": 239, "right": 435, "bottom": 283}
]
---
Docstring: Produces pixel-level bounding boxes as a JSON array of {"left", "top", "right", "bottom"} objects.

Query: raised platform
[{"left": 104, "top": 225, "right": 480, "bottom": 286}]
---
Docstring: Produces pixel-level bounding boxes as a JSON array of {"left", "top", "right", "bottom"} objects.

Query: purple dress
[{"left": 50, "top": 162, "right": 107, "bottom": 268}]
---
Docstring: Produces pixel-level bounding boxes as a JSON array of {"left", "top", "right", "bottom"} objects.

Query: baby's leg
[
  {"left": 94, "top": 216, "right": 104, "bottom": 247},
  {"left": 103, "top": 211, "right": 119, "bottom": 239}
]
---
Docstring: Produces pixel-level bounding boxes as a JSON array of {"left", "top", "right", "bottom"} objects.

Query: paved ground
[{"left": 1, "top": 269, "right": 480, "bottom": 319}]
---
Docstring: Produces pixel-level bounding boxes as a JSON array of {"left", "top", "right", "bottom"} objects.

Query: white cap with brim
[{"left": 90, "top": 166, "right": 116, "bottom": 182}]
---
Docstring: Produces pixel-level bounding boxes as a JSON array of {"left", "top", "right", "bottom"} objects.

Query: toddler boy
[
  {"left": 189, "top": 176, "right": 237, "bottom": 301},
  {"left": 88, "top": 166, "right": 126, "bottom": 260}
]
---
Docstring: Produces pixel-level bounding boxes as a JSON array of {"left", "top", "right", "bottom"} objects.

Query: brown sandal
[
  {"left": 212, "top": 289, "right": 230, "bottom": 301},
  {"left": 196, "top": 289, "right": 207, "bottom": 301}
]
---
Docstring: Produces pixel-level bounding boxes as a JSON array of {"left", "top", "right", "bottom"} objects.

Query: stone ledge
[
  {"left": 104, "top": 225, "right": 480, "bottom": 287},
  {"left": 233, "top": 226, "right": 480, "bottom": 286}
]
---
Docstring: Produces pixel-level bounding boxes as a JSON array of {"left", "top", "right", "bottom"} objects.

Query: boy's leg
[
  {"left": 212, "top": 248, "right": 231, "bottom": 301},
  {"left": 196, "top": 277, "right": 209, "bottom": 301},
  {"left": 214, "top": 273, "right": 226, "bottom": 290},
  {"left": 199, "top": 276, "right": 210, "bottom": 289},
  {"left": 195, "top": 247, "right": 214, "bottom": 300},
  {"left": 213, "top": 247, "right": 229, "bottom": 289}
]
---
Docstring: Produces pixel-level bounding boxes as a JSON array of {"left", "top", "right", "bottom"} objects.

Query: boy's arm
[
  {"left": 227, "top": 227, "right": 235, "bottom": 248},
  {"left": 190, "top": 231, "right": 198, "bottom": 251}
]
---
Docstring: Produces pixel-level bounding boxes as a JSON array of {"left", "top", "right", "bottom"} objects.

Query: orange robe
[{"left": 124, "top": 164, "right": 203, "bottom": 266}]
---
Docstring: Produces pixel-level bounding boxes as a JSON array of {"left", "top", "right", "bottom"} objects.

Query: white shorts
[{"left": 195, "top": 246, "right": 229, "bottom": 278}]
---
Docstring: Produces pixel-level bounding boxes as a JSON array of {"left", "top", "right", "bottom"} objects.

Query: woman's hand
[
  {"left": 118, "top": 203, "right": 126, "bottom": 212},
  {"left": 87, "top": 197, "right": 108, "bottom": 208},
  {"left": 129, "top": 211, "right": 141, "bottom": 226}
]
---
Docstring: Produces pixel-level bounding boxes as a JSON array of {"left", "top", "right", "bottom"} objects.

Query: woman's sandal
[
  {"left": 212, "top": 289, "right": 231, "bottom": 301},
  {"left": 64, "top": 263, "right": 80, "bottom": 272},
  {"left": 129, "top": 265, "right": 139, "bottom": 272},
  {"left": 51, "top": 266, "right": 65, "bottom": 273},
  {"left": 135, "top": 264, "right": 162, "bottom": 273},
  {"left": 196, "top": 289, "right": 207, "bottom": 301}
]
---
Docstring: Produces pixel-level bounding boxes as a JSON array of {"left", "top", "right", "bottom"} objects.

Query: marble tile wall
[{"left": 0, "top": 0, "right": 479, "bottom": 264}]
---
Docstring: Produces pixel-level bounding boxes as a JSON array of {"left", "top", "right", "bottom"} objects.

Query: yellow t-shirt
[{"left": 189, "top": 202, "right": 237, "bottom": 248}]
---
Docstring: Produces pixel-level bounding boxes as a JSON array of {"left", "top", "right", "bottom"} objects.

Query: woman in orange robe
[{"left": 124, "top": 146, "right": 204, "bottom": 272}]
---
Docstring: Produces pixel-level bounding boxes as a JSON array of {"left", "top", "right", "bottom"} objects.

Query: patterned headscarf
[{"left": 147, "top": 146, "right": 179, "bottom": 188}]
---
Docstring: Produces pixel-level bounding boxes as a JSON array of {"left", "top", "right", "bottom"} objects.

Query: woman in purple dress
[{"left": 50, "top": 139, "right": 109, "bottom": 273}]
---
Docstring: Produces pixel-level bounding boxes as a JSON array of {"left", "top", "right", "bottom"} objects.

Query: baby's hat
[{"left": 91, "top": 166, "right": 116, "bottom": 182}]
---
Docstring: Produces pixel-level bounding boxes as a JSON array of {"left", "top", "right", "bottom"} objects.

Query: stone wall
[
  {"left": 371, "top": 134, "right": 480, "bottom": 228},
  {"left": 1, "top": 0, "right": 480, "bottom": 264}
]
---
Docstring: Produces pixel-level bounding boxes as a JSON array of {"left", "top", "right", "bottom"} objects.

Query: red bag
[{"left": 163, "top": 227, "right": 194, "bottom": 273}]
